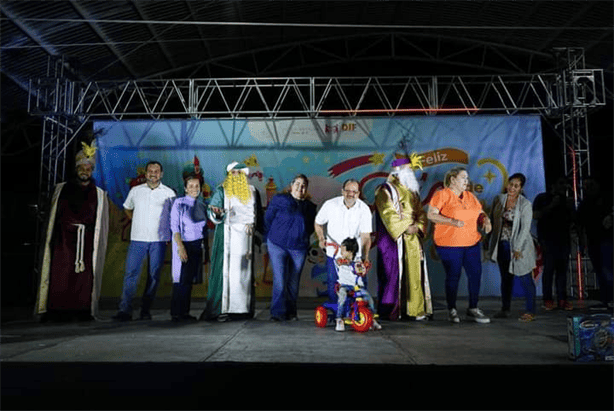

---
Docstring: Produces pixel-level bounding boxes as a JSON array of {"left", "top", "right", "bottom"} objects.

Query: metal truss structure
[
  {"left": 25, "top": 47, "right": 607, "bottom": 300},
  {"left": 553, "top": 48, "right": 599, "bottom": 204},
  {"left": 29, "top": 49, "right": 605, "bottom": 200}
]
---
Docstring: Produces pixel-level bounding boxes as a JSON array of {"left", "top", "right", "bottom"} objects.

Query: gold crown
[
  {"left": 410, "top": 152, "right": 423, "bottom": 170},
  {"left": 75, "top": 140, "right": 97, "bottom": 167},
  {"left": 81, "top": 141, "right": 96, "bottom": 158}
]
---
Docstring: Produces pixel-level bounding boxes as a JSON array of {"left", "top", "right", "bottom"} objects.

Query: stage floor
[{"left": 2, "top": 297, "right": 613, "bottom": 410}]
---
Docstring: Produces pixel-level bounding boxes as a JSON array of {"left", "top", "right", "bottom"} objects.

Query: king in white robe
[{"left": 200, "top": 166, "right": 263, "bottom": 320}]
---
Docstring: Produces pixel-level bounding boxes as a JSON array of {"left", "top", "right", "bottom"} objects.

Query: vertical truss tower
[{"left": 553, "top": 48, "right": 603, "bottom": 201}]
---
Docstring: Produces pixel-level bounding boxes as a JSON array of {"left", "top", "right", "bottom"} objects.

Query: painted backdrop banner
[{"left": 92, "top": 115, "right": 545, "bottom": 300}]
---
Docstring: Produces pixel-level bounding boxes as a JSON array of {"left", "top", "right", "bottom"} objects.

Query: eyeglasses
[{"left": 343, "top": 189, "right": 359, "bottom": 195}]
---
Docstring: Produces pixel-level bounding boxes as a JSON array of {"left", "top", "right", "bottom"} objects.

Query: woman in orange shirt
[{"left": 427, "top": 167, "right": 492, "bottom": 324}]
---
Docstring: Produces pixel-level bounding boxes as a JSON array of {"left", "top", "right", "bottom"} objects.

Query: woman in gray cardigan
[{"left": 488, "top": 173, "right": 537, "bottom": 322}]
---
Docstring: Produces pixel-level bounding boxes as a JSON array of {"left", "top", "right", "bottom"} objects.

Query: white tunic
[{"left": 221, "top": 187, "right": 256, "bottom": 314}]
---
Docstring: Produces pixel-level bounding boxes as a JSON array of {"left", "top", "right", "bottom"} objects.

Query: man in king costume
[
  {"left": 35, "top": 141, "right": 109, "bottom": 321},
  {"left": 200, "top": 161, "right": 263, "bottom": 321},
  {"left": 374, "top": 154, "right": 433, "bottom": 321}
]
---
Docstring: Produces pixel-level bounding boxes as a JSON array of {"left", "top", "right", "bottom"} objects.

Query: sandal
[{"left": 518, "top": 313, "right": 535, "bottom": 322}]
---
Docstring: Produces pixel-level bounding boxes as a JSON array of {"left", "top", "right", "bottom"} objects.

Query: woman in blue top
[{"left": 265, "top": 174, "right": 317, "bottom": 321}]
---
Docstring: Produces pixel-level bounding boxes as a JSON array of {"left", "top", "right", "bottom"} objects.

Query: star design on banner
[
  {"left": 369, "top": 152, "right": 385, "bottom": 165},
  {"left": 244, "top": 154, "right": 259, "bottom": 167},
  {"left": 484, "top": 169, "right": 497, "bottom": 184}
]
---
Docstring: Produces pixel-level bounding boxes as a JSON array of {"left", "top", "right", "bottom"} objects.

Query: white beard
[{"left": 392, "top": 168, "right": 420, "bottom": 193}]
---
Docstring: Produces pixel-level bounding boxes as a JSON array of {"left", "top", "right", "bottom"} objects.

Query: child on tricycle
[{"left": 315, "top": 237, "right": 382, "bottom": 332}]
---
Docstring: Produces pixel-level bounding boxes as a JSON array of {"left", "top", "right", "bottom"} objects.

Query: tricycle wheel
[
  {"left": 351, "top": 305, "right": 373, "bottom": 333},
  {"left": 314, "top": 306, "right": 328, "bottom": 328}
]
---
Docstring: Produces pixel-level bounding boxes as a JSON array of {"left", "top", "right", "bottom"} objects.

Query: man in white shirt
[
  {"left": 314, "top": 179, "right": 372, "bottom": 303},
  {"left": 113, "top": 161, "right": 176, "bottom": 321}
]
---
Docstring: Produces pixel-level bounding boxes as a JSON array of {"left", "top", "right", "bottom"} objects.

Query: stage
[{"left": 2, "top": 297, "right": 612, "bottom": 410}]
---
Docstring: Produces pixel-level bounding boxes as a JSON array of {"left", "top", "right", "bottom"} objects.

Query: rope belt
[{"left": 73, "top": 224, "right": 86, "bottom": 273}]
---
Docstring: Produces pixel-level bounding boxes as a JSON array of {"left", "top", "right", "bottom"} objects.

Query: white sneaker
[
  {"left": 335, "top": 318, "right": 345, "bottom": 332},
  {"left": 467, "top": 308, "right": 490, "bottom": 324},
  {"left": 448, "top": 308, "right": 461, "bottom": 323},
  {"left": 371, "top": 319, "right": 382, "bottom": 330}
]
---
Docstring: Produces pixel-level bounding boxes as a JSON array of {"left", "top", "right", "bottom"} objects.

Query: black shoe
[
  {"left": 139, "top": 312, "right": 152, "bottom": 320},
  {"left": 270, "top": 316, "right": 283, "bottom": 322},
  {"left": 181, "top": 315, "right": 197, "bottom": 321},
  {"left": 494, "top": 310, "right": 510, "bottom": 319},
  {"left": 112, "top": 312, "right": 132, "bottom": 322},
  {"left": 171, "top": 316, "right": 181, "bottom": 323},
  {"left": 76, "top": 310, "right": 95, "bottom": 322},
  {"left": 229, "top": 313, "right": 252, "bottom": 320}
]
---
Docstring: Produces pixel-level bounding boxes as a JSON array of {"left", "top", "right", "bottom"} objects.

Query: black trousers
[
  {"left": 541, "top": 240, "right": 569, "bottom": 301},
  {"left": 171, "top": 240, "right": 202, "bottom": 318}
]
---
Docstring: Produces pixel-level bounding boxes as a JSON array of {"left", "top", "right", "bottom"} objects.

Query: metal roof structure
[
  {"left": 1, "top": 1, "right": 612, "bottom": 185},
  {"left": 2, "top": 1, "right": 612, "bottom": 118}
]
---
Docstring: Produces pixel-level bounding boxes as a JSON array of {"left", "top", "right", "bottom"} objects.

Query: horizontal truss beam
[{"left": 28, "top": 73, "right": 606, "bottom": 120}]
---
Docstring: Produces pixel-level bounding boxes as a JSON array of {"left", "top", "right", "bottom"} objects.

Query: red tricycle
[{"left": 314, "top": 242, "right": 375, "bottom": 332}]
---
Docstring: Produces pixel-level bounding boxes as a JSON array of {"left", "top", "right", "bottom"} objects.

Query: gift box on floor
[{"left": 567, "top": 314, "right": 614, "bottom": 362}]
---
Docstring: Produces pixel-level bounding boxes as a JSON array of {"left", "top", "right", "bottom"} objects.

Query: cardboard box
[{"left": 567, "top": 314, "right": 614, "bottom": 361}]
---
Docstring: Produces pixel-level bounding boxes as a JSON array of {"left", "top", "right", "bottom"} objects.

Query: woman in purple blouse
[{"left": 170, "top": 173, "right": 207, "bottom": 322}]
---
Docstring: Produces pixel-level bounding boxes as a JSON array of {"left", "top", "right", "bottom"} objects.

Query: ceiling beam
[
  {"left": 131, "top": 1, "right": 175, "bottom": 69},
  {"left": 69, "top": 0, "right": 138, "bottom": 79},
  {"left": 233, "top": 2, "right": 256, "bottom": 75},
  {"left": 0, "top": 3, "right": 84, "bottom": 100},
  {"left": 1, "top": 3, "right": 61, "bottom": 58},
  {"left": 185, "top": 1, "right": 214, "bottom": 78},
  {"left": 499, "top": 1, "right": 540, "bottom": 44},
  {"left": 171, "top": 30, "right": 558, "bottom": 78},
  {"left": 535, "top": 3, "right": 594, "bottom": 53}
]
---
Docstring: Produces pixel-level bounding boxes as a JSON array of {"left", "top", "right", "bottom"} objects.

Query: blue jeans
[
  {"left": 336, "top": 285, "right": 376, "bottom": 318},
  {"left": 436, "top": 242, "right": 482, "bottom": 310},
  {"left": 497, "top": 240, "right": 536, "bottom": 313},
  {"left": 119, "top": 241, "right": 167, "bottom": 314},
  {"left": 326, "top": 256, "right": 368, "bottom": 303},
  {"left": 268, "top": 240, "right": 307, "bottom": 319},
  {"left": 326, "top": 257, "right": 338, "bottom": 304}
]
